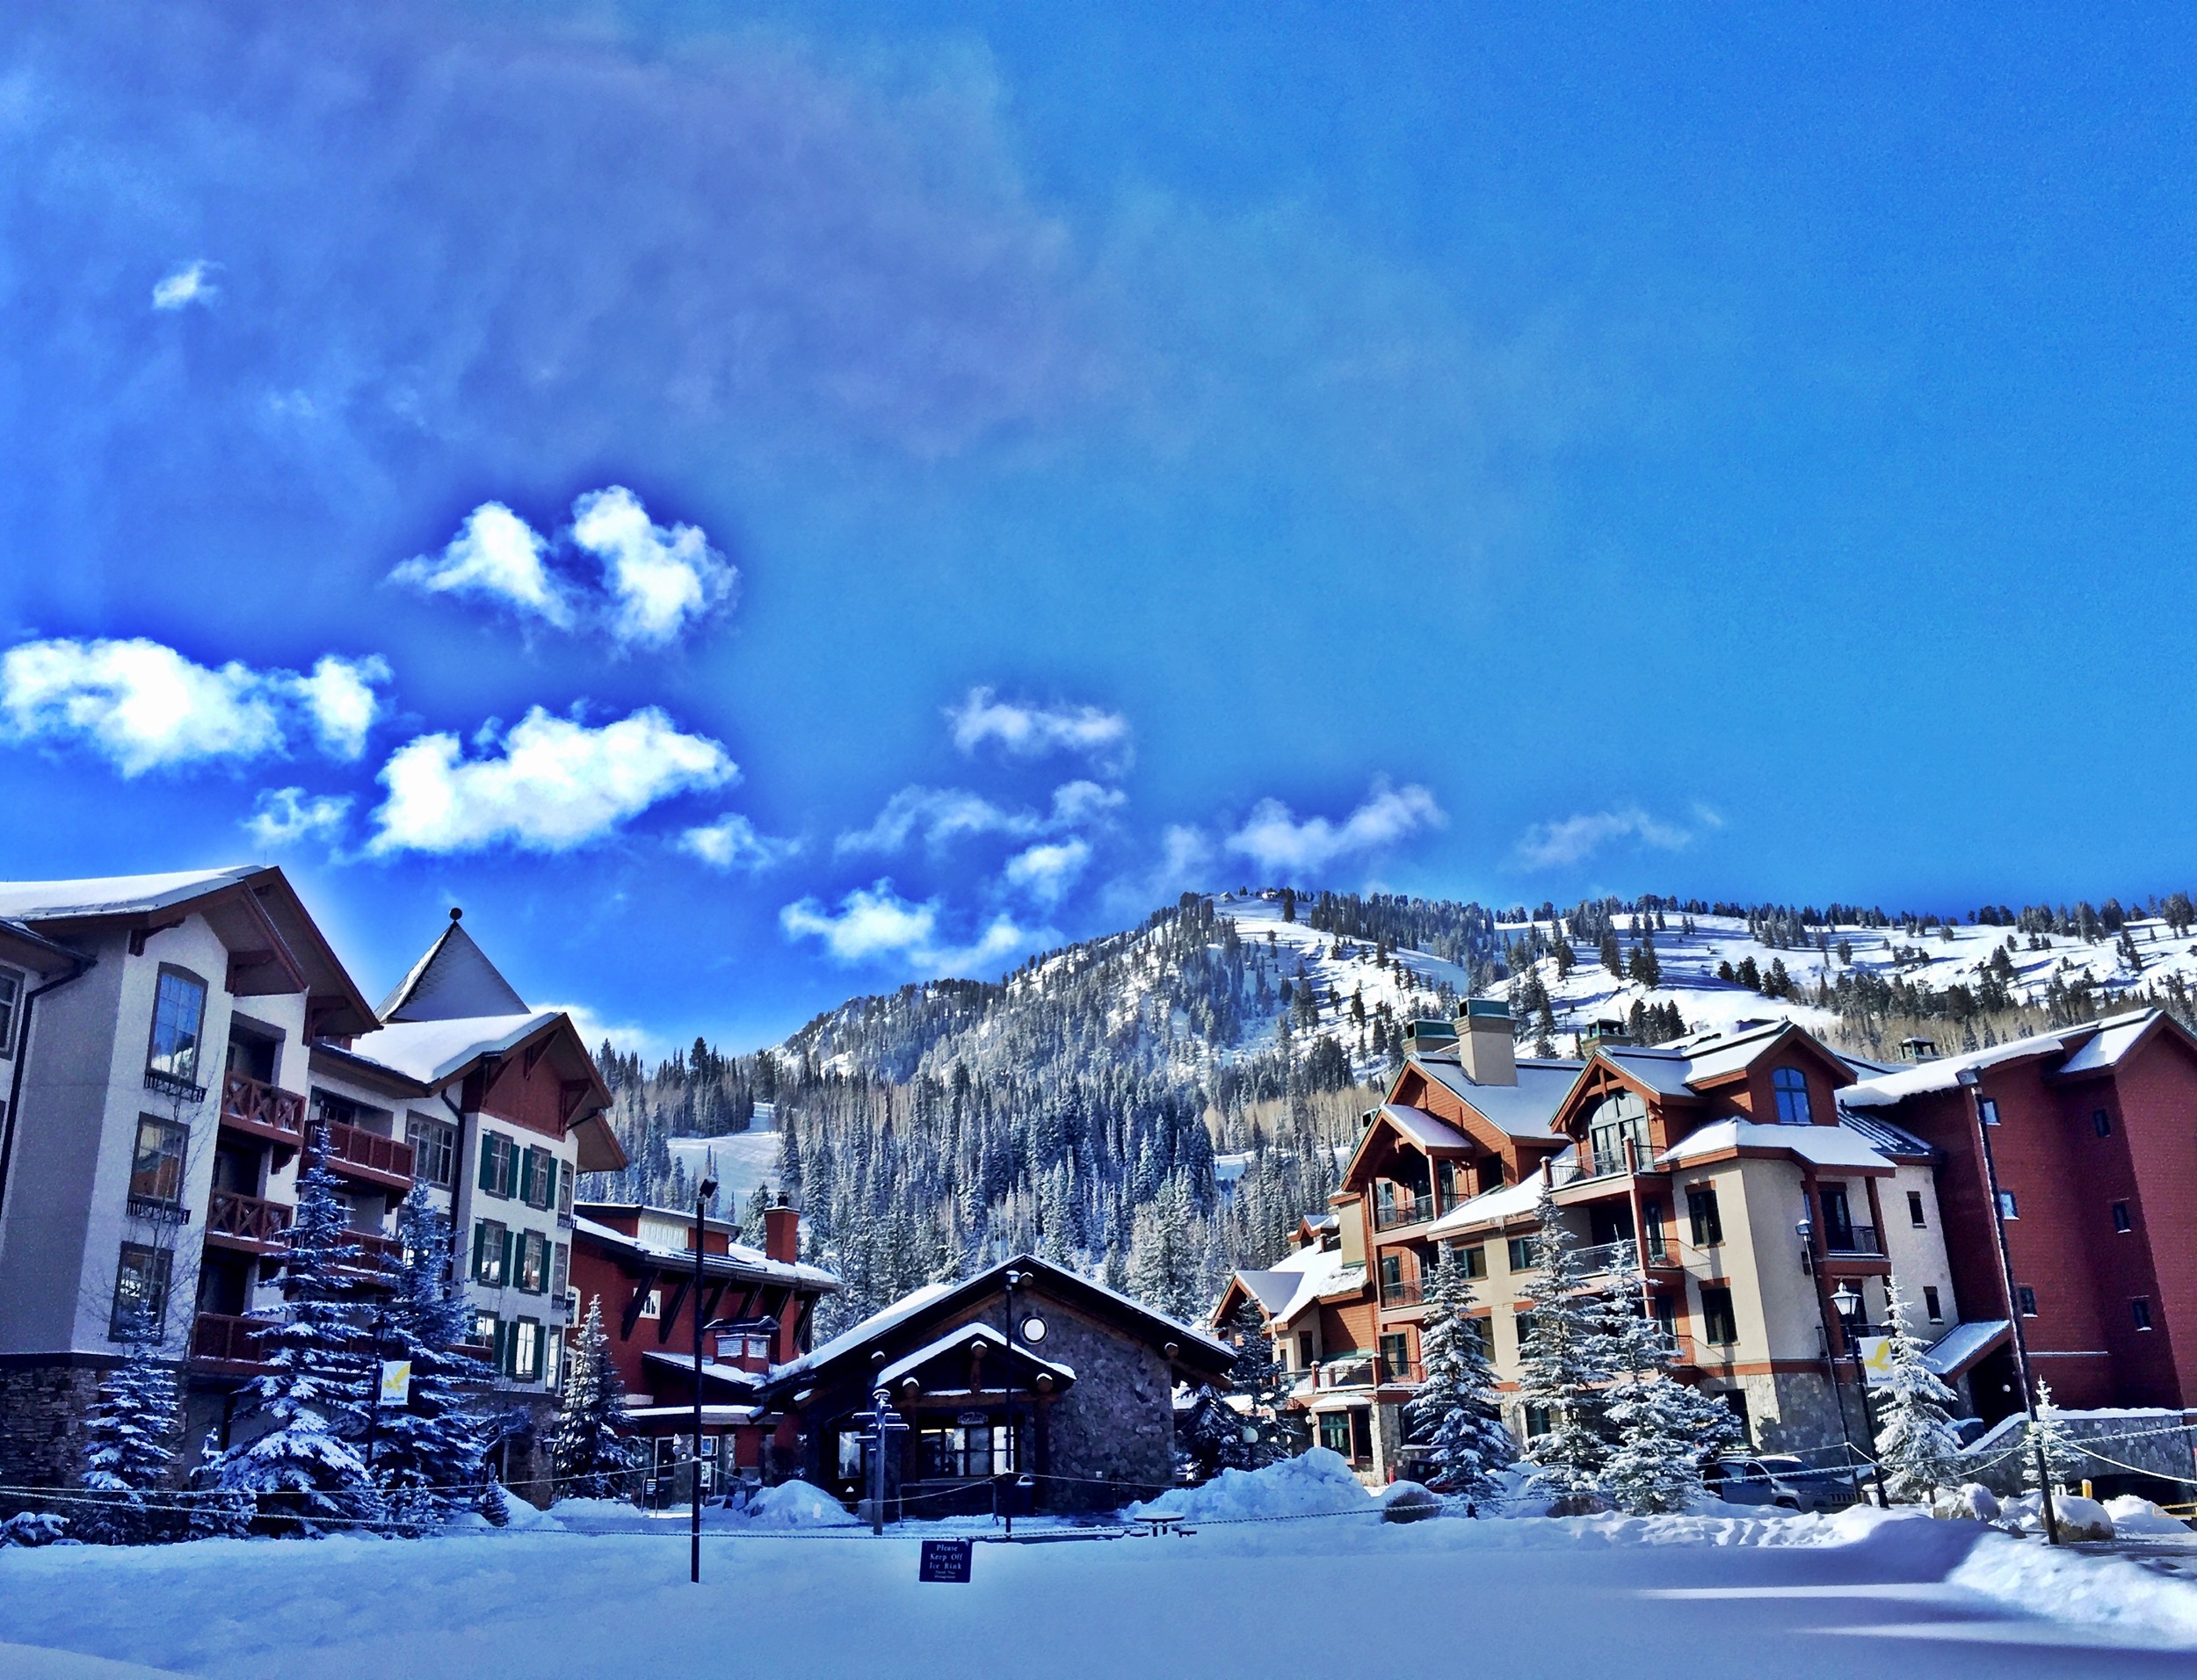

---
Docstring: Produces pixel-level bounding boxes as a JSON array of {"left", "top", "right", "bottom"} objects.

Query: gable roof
[
  {"left": 378, "top": 915, "right": 530, "bottom": 1023},
  {"left": 879, "top": 1322, "right": 1077, "bottom": 1390},
  {"left": 772, "top": 1254, "right": 1233, "bottom": 1392},
  {"left": 1408, "top": 1054, "right": 1584, "bottom": 1140},
  {"left": 1840, "top": 1010, "right": 2172, "bottom": 1107}
]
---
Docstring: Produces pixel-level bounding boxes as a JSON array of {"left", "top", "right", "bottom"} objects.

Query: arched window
[
  {"left": 1584, "top": 1089, "right": 1649, "bottom": 1175},
  {"left": 1772, "top": 1066, "right": 1812, "bottom": 1124}
]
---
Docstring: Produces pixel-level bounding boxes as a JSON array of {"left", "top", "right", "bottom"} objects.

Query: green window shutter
[
  {"left": 479, "top": 1133, "right": 496, "bottom": 1191},
  {"left": 471, "top": 1220, "right": 487, "bottom": 1280},
  {"left": 502, "top": 1227, "right": 516, "bottom": 1286}
]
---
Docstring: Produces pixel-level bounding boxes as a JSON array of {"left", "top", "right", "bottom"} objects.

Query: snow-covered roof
[
  {"left": 642, "top": 1350, "right": 765, "bottom": 1393},
  {"left": 1923, "top": 1319, "right": 2009, "bottom": 1379},
  {"left": 778, "top": 1281, "right": 960, "bottom": 1380},
  {"left": 878, "top": 1322, "right": 1075, "bottom": 1389},
  {"left": 1377, "top": 1104, "right": 1472, "bottom": 1151},
  {"left": 1411, "top": 1057, "right": 1583, "bottom": 1139},
  {"left": 341, "top": 1010, "right": 564, "bottom": 1087},
  {"left": 1840, "top": 1010, "right": 2159, "bottom": 1107},
  {"left": 1423, "top": 1175, "right": 1544, "bottom": 1238},
  {"left": 1835, "top": 1111, "right": 1935, "bottom": 1160},
  {"left": 570, "top": 1215, "right": 840, "bottom": 1291},
  {"left": 1260, "top": 1243, "right": 1361, "bottom": 1327},
  {"left": 0, "top": 865, "right": 262, "bottom": 922},
  {"left": 1229, "top": 1269, "right": 1304, "bottom": 1316},
  {"left": 1655, "top": 1119, "right": 1893, "bottom": 1171},
  {"left": 378, "top": 916, "right": 530, "bottom": 1023}
]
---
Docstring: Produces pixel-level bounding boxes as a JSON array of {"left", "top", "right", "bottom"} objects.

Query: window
[
  {"left": 128, "top": 1116, "right": 190, "bottom": 1206},
  {"left": 2093, "top": 1108, "right": 2113, "bottom": 1138},
  {"left": 837, "top": 1430, "right": 867, "bottom": 1480},
  {"left": 1687, "top": 1185, "right": 1723, "bottom": 1247},
  {"left": 406, "top": 1114, "right": 457, "bottom": 1189},
  {"left": 1379, "top": 1331, "right": 1411, "bottom": 1379},
  {"left": 1450, "top": 1242, "right": 1487, "bottom": 1279},
  {"left": 518, "top": 1230, "right": 548, "bottom": 1293},
  {"left": 1477, "top": 1158, "right": 1505, "bottom": 1195},
  {"left": 478, "top": 1132, "right": 519, "bottom": 1198},
  {"left": 1506, "top": 1236, "right": 1534, "bottom": 1271},
  {"left": 1907, "top": 1191, "right": 1927, "bottom": 1228},
  {"left": 525, "top": 1148, "right": 555, "bottom": 1209},
  {"left": 1296, "top": 1331, "right": 1315, "bottom": 1369},
  {"left": 2133, "top": 1298, "right": 2154, "bottom": 1331},
  {"left": 1771, "top": 1067, "right": 1812, "bottom": 1124},
  {"left": 0, "top": 967, "right": 20, "bottom": 1058},
  {"left": 471, "top": 1310, "right": 498, "bottom": 1350},
  {"left": 1651, "top": 1294, "right": 1678, "bottom": 1340},
  {"left": 2111, "top": 1201, "right": 2132, "bottom": 1234},
  {"left": 145, "top": 967, "right": 207, "bottom": 1090},
  {"left": 544, "top": 1327, "right": 562, "bottom": 1390},
  {"left": 638, "top": 1288, "right": 662, "bottom": 1320},
  {"left": 1979, "top": 1097, "right": 2000, "bottom": 1126},
  {"left": 2015, "top": 1285, "right": 2038, "bottom": 1317},
  {"left": 1997, "top": 1190, "right": 2019, "bottom": 1220},
  {"left": 1584, "top": 1090, "right": 1650, "bottom": 1175},
  {"left": 1468, "top": 1316, "right": 1497, "bottom": 1356},
  {"left": 1522, "top": 1403, "right": 1554, "bottom": 1441},
  {"left": 558, "top": 1160, "right": 575, "bottom": 1217},
  {"left": 550, "top": 1242, "right": 569, "bottom": 1301},
  {"left": 1378, "top": 1252, "right": 1403, "bottom": 1291},
  {"left": 509, "top": 1317, "right": 542, "bottom": 1381},
  {"left": 1438, "top": 1159, "right": 1469, "bottom": 1204},
  {"left": 1641, "top": 1200, "right": 1668, "bottom": 1263},
  {"left": 1923, "top": 1285, "right": 1943, "bottom": 1322},
  {"left": 110, "top": 1242, "right": 172, "bottom": 1340},
  {"left": 1700, "top": 1285, "right": 1738, "bottom": 1346},
  {"left": 1318, "top": 1412, "right": 1352, "bottom": 1455},
  {"left": 1512, "top": 1308, "right": 1536, "bottom": 1347},
  {"left": 472, "top": 1219, "right": 509, "bottom": 1286}
]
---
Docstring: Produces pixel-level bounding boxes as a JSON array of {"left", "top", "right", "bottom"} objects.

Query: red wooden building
[{"left": 566, "top": 1197, "right": 838, "bottom": 1503}]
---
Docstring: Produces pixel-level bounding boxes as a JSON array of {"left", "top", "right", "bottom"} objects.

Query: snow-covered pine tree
[
  {"left": 2029, "top": 1379, "right": 2083, "bottom": 1495},
  {"left": 1515, "top": 1178, "right": 1613, "bottom": 1510},
  {"left": 77, "top": 1308, "right": 184, "bottom": 1544},
  {"left": 1221, "top": 1300, "right": 1307, "bottom": 1466},
  {"left": 552, "top": 1295, "right": 642, "bottom": 1502},
  {"left": 1873, "top": 1282, "right": 1966, "bottom": 1503},
  {"left": 214, "top": 1148, "right": 380, "bottom": 1534},
  {"left": 1128, "top": 1176, "right": 1203, "bottom": 1323},
  {"left": 1599, "top": 1254, "right": 1737, "bottom": 1515},
  {"left": 1404, "top": 1256, "right": 1512, "bottom": 1509},
  {"left": 368, "top": 1188, "right": 487, "bottom": 1531}
]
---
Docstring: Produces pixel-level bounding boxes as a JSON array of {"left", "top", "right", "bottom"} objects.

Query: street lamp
[
  {"left": 1798, "top": 1217, "right": 1860, "bottom": 1490},
  {"left": 1829, "top": 1281, "right": 1889, "bottom": 1509},
  {"left": 691, "top": 1176, "right": 717, "bottom": 1584},
  {"left": 1957, "top": 1067, "right": 2059, "bottom": 1545}
]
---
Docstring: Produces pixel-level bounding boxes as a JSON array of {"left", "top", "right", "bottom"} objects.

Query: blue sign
[{"left": 918, "top": 1539, "right": 973, "bottom": 1583}]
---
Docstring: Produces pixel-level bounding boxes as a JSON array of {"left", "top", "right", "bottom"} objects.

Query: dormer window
[{"left": 1772, "top": 1067, "right": 1813, "bottom": 1125}]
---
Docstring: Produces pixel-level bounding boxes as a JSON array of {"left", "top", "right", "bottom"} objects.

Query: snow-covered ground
[
  {"left": 5, "top": 1481, "right": 2194, "bottom": 1676},
  {"left": 664, "top": 1109, "right": 785, "bottom": 1207}
]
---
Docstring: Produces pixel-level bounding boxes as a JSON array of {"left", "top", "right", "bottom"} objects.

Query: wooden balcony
[
  {"left": 337, "top": 1229, "right": 405, "bottom": 1274},
  {"left": 220, "top": 1072, "right": 305, "bottom": 1148},
  {"left": 190, "top": 1311, "right": 276, "bottom": 1372},
  {"left": 1379, "top": 1276, "right": 1425, "bottom": 1308},
  {"left": 1373, "top": 1193, "right": 1432, "bottom": 1233},
  {"left": 204, "top": 1189, "right": 292, "bottom": 1255},
  {"left": 310, "top": 1120, "right": 415, "bottom": 1191}
]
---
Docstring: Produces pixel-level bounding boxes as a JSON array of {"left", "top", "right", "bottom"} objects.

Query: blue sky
[{"left": 4, "top": 3, "right": 2194, "bottom": 1052}]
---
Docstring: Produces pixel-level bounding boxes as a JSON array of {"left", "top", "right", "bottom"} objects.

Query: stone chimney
[
  {"left": 764, "top": 1191, "right": 799, "bottom": 1264},
  {"left": 1455, "top": 1000, "right": 1518, "bottom": 1086}
]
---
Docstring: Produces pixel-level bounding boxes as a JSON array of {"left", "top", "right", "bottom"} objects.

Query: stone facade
[{"left": 0, "top": 1359, "right": 112, "bottom": 1506}]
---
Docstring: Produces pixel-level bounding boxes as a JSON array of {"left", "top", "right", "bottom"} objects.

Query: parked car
[{"left": 1705, "top": 1455, "right": 1863, "bottom": 1513}]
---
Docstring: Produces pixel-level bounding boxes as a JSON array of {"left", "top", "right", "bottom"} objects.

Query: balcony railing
[
  {"left": 144, "top": 1068, "right": 207, "bottom": 1106},
  {"left": 1824, "top": 1225, "right": 1882, "bottom": 1256},
  {"left": 1378, "top": 1357, "right": 1425, "bottom": 1387},
  {"left": 1574, "top": 1239, "right": 1639, "bottom": 1277},
  {"left": 221, "top": 1072, "right": 305, "bottom": 1142},
  {"left": 344, "top": 1229, "right": 404, "bottom": 1271},
  {"left": 1380, "top": 1276, "right": 1425, "bottom": 1308},
  {"left": 1373, "top": 1193, "right": 1430, "bottom": 1232},
  {"left": 207, "top": 1189, "right": 293, "bottom": 1248},
  {"left": 312, "top": 1120, "right": 415, "bottom": 1186},
  {"left": 191, "top": 1311, "right": 277, "bottom": 1367},
  {"left": 1316, "top": 1355, "right": 1378, "bottom": 1389},
  {"left": 125, "top": 1194, "right": 190, "bottom": 1226}
]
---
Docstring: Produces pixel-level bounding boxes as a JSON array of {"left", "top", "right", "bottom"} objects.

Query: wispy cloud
[
  {"left": 0, "top": 637, "right": 389, "bottom": 776},
  {"left": 1003, "top": 837, "right": 1091, "bottom": 905},
  {"left": 244, "top": 786, "right": 352, "bottom": 849},
  {"left": 367, "top": 706, "right": 734, "bottom": 855},
  {"left": 391, "top": 488, "right": 733, "bottom": 649},
  {"left": 780, "top": 879, "right": 1048, "bottom": 974},
  {"left": 1512, "top": 805, "right": 1701, "bottom": 870},
  {"left": 946, "top": 688, "right": 1132, "bottom": 770},
  {"left": 678, "top": 814, "right": 801, "bottom": 873},
  {"left": 836, "top": 779, "right": 1122, "bottom": 858},
  {"left": 150, "top": 260, "right": 217, "bottom": 311},
  {"left": 1223, "top": 780, "right": 1443, "bottom": 875}
]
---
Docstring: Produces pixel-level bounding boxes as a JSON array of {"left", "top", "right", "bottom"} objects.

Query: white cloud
[
  {"left": 1224, "top": 780, "right": 1444, "bottom": 874},
  {"left": 245, "top": 786, "right": 352, "bottom": 849},
  {"left": 1512, "top": 806, "right": 1698, "bottom": 870},
  {"left": 1004, "top": 837, "right": 1091, "bottom": 904},
  {"left": 540, "top": 999, "right": 671, "bottom": 1061},
  {"left": 1100, "top": 823, "right": 1214, "bottom": 918},
  {"left": 679, "top": 814, "right": 801, "bottom": 873},
  {"left": 780, "top": 880, "right": 1047, "bottom": 974},
  {"left": 570, "top": 487, "right": 736, "bottom": 649},
  {"left": 366, "top": 706, "right": 735, "bottom": 855},
  {"left": 0, "top": 636, "right": 389, "bottom": 777},
  {"left": 388, "top": 503, "right": 576, "bottom": 629},
  {"left": 151, "top": 261, "right": 217, "bottom": 311},
  {"left": 946, "top": 687, "right": 1132, "bottom": 768},
  {"left": 837, "top": 778, "right": 1124, "bottom": 857}
]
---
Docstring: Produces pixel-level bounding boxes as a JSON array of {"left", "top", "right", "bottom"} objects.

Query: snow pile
[
  {"left": 2106, "top": 1495, "right": 2193, "bottom": 1538},
  {"left": 1951, "top": 1529, "right": 2197, "bottom": 1647},
  {"left": 1128, "top": 1448, "right": 1376, "bottom": 1524},
  {"left": 728, "top": 1480, "right": 860, "bottom": 1529}
]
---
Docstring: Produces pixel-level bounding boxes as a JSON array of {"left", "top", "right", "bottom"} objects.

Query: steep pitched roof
[
  {"left": 378, "top": 915, "right": 530, "bottom": 1022},
  {"left": 0, "top": 865, "right": 265, "bottom": 921},
  {"left": 1412, "top": 1055, "right": 1584, "bottom": 1139}
]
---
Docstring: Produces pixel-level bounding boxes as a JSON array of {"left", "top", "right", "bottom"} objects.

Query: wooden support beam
[
  {"left": 620, "top": 1265, "right": 661, "bottom": 1341},
  {"left": 656, "top": 1273, "right": 693, "bottom": 1345}
]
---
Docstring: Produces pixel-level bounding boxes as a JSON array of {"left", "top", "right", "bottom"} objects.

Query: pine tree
[
  {"left": 553, "top": 1296, "right": 642, "bottom": 1501},
  {"left": 214, "top": 1151, "right": 381, "bottom": 1534},
  {"left": 1598, "top": 1253, "right": 1737, "bottom": 1514},
  {"left": 1128, "top": 1177, "right": 1202, "bottom": 1323},
  {"left": 1222, "top": 1300, "right": 1307, "bottom": 1466},
  {"left": 77, "top": 1309, "right": 184, "bottom": 1544},
  {"left": 368, "top": 1189, "right": 487, "bottom": 1531},
  {"left": 1873, "top": 1283, "right": 1965, "bottom": 1503},
  {"left": 1404, "top": 1257, "right": 1512, "bottom": 1507},
  {"left": 1516, "top": 1179, "right": 1612, "bottom": 1509},
  {"left": 2029, "top": 1379, "right": 2083, "bottom": 1495}
]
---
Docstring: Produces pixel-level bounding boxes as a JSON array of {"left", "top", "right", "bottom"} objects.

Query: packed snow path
[{"left": 3, "top": 1510, "right": 2193, "bottom": 1676}]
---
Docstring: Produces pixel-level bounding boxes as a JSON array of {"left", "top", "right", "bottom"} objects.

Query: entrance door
[{"left": 1819, "top": 1185, "right": 1854, "bottom": 1251}]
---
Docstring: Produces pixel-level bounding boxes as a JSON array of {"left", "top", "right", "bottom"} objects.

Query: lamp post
[
  {"left": 691, "top": 1176, "right": 717, "bottom": 1584},
  {"left": 1830, "top": 1281, "right": 1889, "bottom": 1509},
  {"left": 1798, "top": 1217, "right": 1860, "bottom": 1490},
  {"left": 1956, "top": 1067, "right": 2058, "bottom": 1545},
  {"left": 1001, "top": 1268, "right": 1021, "bottom": 1539}
]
